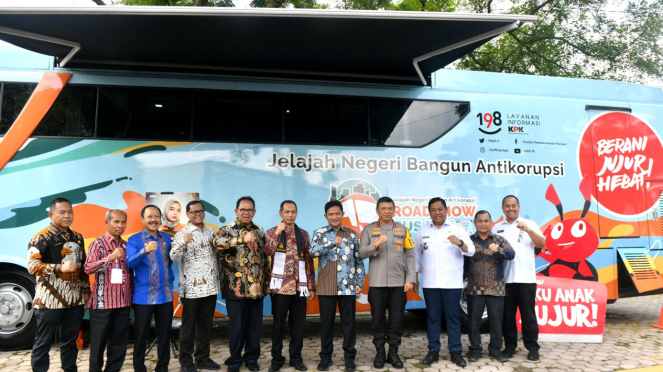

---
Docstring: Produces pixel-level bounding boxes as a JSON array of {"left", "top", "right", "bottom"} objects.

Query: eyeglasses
[
  {"left": 238, "top": 209, "right": 256, "bottom": 214},
  {"left": 188, "top": 210, "right": 205, "bottom": 215}
]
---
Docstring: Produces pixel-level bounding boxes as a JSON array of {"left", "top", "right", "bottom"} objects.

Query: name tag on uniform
[
  {"left": 273, "top": 252, "right": 286, "bottom": 276},
  {"left": 298, "top": 260, "right": 307, "bottom": 283},
  {"left": 111, "top": 268, "right": 123, "bottom": 284},
  {"left": 497, "top": 230, "right": 504, "bottom": 233}
]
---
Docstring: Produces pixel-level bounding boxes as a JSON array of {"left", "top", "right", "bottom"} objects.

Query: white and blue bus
[{"left": 0, "top": 6, "right": 662, "bottom": 350}]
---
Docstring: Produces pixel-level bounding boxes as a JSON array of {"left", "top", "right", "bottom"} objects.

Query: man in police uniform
[
  {"left": 492, "top": 195, "right": 545, "bottom": 362},
  {"left": 359, "top": 196, "right": 415, "bottom": 370}
]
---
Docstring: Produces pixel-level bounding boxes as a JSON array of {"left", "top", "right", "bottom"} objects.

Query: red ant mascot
[{"left": 538, "top": 175, "right": 600, "bottom": 281}]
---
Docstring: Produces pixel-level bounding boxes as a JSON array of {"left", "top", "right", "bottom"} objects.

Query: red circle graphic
[{"left": 578, "top": 112, "right": 663, "bottom": 216}]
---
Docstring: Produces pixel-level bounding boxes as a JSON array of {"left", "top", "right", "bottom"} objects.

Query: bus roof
[{"left": 0, "top": 7, "right": 535, "bottom": 86}]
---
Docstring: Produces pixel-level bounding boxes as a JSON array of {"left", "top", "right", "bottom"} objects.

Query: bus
[{"left": 1, "top": 6, "right": 662, "bottom": 350}]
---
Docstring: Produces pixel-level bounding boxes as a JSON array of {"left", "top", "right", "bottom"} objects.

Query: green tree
[
  {"left": 120, "top": 0, "right": 234, "bottom": 6},
  {"left": 454, "top": 0, "right": 663, "bottom": 83}
]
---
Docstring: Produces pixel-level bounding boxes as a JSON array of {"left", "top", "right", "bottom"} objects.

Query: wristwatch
[{"left": 458, "top": 239, "right": 465, "bottom": 247}]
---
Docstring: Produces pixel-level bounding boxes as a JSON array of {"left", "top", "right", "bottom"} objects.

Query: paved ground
[{"left": 1, "top": 295, "right": 662, "bottom": 372}]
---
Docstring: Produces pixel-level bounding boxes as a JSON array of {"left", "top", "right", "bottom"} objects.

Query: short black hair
[
  {"left": 236, "top": 196, "right": 255, "bottom": 209},
  {"left": 474, "top": 210, "right": 492, "bottom": 220},
  {"left": 428, "top": 197, "right": 447, "bottom": 210},
  {"left": 280, "top": 200, "right": 297, "bottom": 211},
  {"left": 141, "top": 205, "right": 161, "bottom": 218},
  {"left": 186, "top": 200, "right": 204, "bottom": 213},
  {"left": 376, "top": 196, "right": 395, "bottom": 208},
  {"left": 50, "top": 197, "right": 72, "bottom": 212},
  {"left": 325, "top": 200, "right": 343, "bottom": 214},
  {"left": 502, "top": 195, "right": 520, "bottom": 206}
]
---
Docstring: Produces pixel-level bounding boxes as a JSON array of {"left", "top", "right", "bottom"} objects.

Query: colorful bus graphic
[{"left": 1, "top": 7, "right": 663, "bottom": 350}]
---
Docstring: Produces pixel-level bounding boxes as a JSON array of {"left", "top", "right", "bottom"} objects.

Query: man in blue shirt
[{"left": 127, "top": 205, "right": 176, "bottom": 372}]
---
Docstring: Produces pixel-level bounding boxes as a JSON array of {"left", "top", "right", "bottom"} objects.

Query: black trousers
[
  {"left": 270, "top": 293, "right": 307, "bottom": 366},
  {"left": 89, "top": 306, "right": 131, "bottom": 372},
  {"left": 319, "top": 295, "right": 357, "bottom": 361},
  {"left": 133, "top": 302, "right": 174, "bottom": 372},
  {"left": 503, "top": 283, "right": 539, "bottom": 351},
  {"left": 225, "top": 298, "right": 264, "bottom": 367},
  {"left": 179, "top": 295, "right": 217, "bottom": 367},
  {"left": 367, "top": 287, "right": 407, "bottom": 347},
  {"left": 31, "top": 305, "right": 85, "bottom": 372},
  {"left": 467, "top": 295, "right": 504, "bottom": 354}
]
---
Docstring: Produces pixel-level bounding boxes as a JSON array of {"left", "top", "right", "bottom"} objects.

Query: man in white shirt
[
  {"left": 414, "top": 197, "right": 475, "bottom": 368},
  {"left": 492, "top": 195, "right": 545, "bottom": 362}
]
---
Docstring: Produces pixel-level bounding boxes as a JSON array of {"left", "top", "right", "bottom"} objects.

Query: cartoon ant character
[{"left": 538, "top": 175, "right": 599, "bottom": 281}]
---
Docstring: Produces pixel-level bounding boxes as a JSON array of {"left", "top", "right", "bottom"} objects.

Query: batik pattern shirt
[
  {"left": 213, "top": 220, "right": 270, "bottom": 300},
  {"left": 27, "top": 224, "right": 90, "bottom": 309},
  {"left": 84, "top": 232, "right": 134, "bottom": 309},
  {"left": 467, "top": 232, "right": 515, "bottom": 296},
  {"left": 171, "top": 223, "right": 220, "bottom": 299},
  {"left": 265, "top": 226, "right": 315, "bottom": 295},
  {"left": 310, "top": 225, "right": 365, "bottom": 296},
  {"left": 127, "top": 229, "right": 175, "bottom": 305}
]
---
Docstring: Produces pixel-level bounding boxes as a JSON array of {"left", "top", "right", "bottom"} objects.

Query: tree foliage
[
  {"left": 455, "top": 0, "right": 663, "bottom": 83},
  {"left": 119, "top": 0, "right": 234, "bottom": 6}
]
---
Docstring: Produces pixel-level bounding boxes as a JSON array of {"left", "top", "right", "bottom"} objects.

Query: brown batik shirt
[
  {"left": 27, "top": 223, "right": 90, "bottom": 309},
  {"left": 213, "top": 219, "right": 270, "bottom": 300}
]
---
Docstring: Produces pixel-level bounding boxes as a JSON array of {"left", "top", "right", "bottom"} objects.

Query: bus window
[
  {"left": 284, "top": 95, "right": 367, "bottom": 145},
  {"left": 33, "top": 85, "right": 96, "bottom": 137},
  {"left": 194, "top": 90, "right": 282, "bottom": 143},
  {"left": 0, "top": 83, "right": 37, "bottom": 135},
  {"left": 370, "top": 100, "right": 469, "bottom": 147},
  {"left": 97, "top": 87, "right": 191, "bottom": 140}
]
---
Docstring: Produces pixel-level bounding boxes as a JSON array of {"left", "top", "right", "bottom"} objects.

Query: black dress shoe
[
  {"left": 422, "top": 350, "right": 439, "bottom": 365},
  {"left": 228, "top": 366, "right": 240, "bottom": 372},
  {"left": 467, "top": 350, "right": 481, "bottom": 362},
  {"left": 344, "top": 359, "right": 357, "bottom": 372},
  {"left": 289, "top": 361, "right": 308, "bottom": 371},
  {"left": 386, "top": 348, "right": 403, "bottom": 369},
  {"left": 502, "top": 348, "right": 515, "bottom": 358},
  {"left": 527, "top": 350, "right": 540, "bottom": 361},
  {"left": 450, "top": 352, "right": 467, "bottom": 367},
  {"left": 196, "top": 359, "right": 222, "bottom": 370},
  {"left": 269, "top": 365, "right": 281, "bottom": 372},
  {"left": 373, "top": 346, "right": 386, "bottom": 369},
  {"left": 317, "top": 359, "right": 333, "bottom": 371},
  {"left": 181, "top": 364, "right": 198, "bottom": 372},
  {"left": 245, "top": 361, "right": 260, "bottom": 371},
  {"left": 489, "top": 352, "right": 508, "bottom": 362}
]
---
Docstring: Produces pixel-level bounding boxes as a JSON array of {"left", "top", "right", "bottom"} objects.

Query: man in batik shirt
[
  {"left": 310, "top": 200, "right": 365, "bottom": 372},
  {"left": 84, "top": 209, "right": 133, "bottom": 372},
  {"left": 213, "top": 196, "right": 270, "bottom": 372},
  {"left": 28, "top": 197, "right": 90, "bottom": 372},
  {"left": 171, "top": 201, "right": 221, "bottom": 372},
  {"left": 264, "top": 200, "right": 315, "bottom": 372},
  {"left": 127, "top": 205, "right": 175, "bottom": 372},
  {"left": 467, "top": 210, "right": 515, "bottom": 363}
]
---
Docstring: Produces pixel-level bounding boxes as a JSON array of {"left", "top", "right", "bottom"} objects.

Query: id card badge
[
  {"left": 298, "top": 260, "right": 307, "bottom": 283},
  {"left": 111, "top": 268, "right": 123, "bottom": 284},
  {"left": 273, "top": 252, "right": 286, "bottom": 276}
]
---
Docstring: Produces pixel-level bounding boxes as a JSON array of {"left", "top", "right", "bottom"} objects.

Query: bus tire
[
  {"left": 459, "top": 278, "right": 489, "bottom": 333},
  {"left": 0, "top": 268, "right": 37, "bottom": 351}
]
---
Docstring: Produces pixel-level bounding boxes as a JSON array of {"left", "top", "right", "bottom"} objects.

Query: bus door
[{"left": 584, "top": 108, "right": 663, "bottom": 295}]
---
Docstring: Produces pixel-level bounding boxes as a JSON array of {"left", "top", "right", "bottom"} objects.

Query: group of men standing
[{"left": 27, "top": 194, "right": 543, "bottom": 372}]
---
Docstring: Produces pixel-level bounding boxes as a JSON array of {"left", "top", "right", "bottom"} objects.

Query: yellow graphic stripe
[
  {"left": 598, "top": 224, "right": 635, "bottom": 248},
  {"left": 111, "top": 141, "right": 193, "bottom": 155}
]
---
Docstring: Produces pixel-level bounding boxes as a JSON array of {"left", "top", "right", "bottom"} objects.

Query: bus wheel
[
  {"left": 0, "top": 268, "right": 37, "bottom": 351},
  {"left": 459, "top": 278, "right": 489, "bottom": 333}
]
